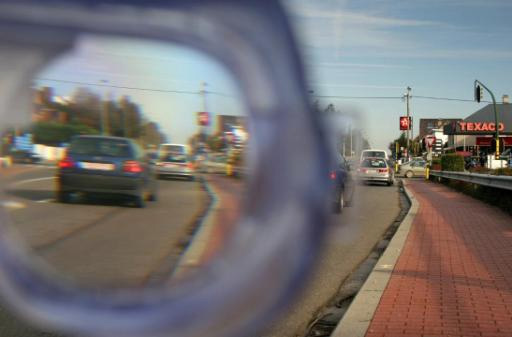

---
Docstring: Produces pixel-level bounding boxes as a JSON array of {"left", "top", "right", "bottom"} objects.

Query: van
[
  {"left": 360, "top": 149, "right": 389, "bottom": 162},
  {"left": 157, "top": 143, "right": 188, "bottom": 159}
]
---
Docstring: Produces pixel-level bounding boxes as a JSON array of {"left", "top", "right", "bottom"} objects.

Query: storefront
[{"left": 444, "top": 102, "right": 512, "bottom": 157}]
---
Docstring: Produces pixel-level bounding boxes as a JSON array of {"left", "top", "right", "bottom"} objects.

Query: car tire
[
  {"left": 405, "top": 171, "right": 413, "bottom": 178},
  {"left": 333, "top": 191, "right": 344, "bottom": 214},
  {"left": 133, "top": 191, "right": 147, "bottom": 208},
  {"left": 57, "top": 190, "right": 71, "bottom": 203},
  {"left": 148, "top": 189, "right": 158, "bottom": 202}
]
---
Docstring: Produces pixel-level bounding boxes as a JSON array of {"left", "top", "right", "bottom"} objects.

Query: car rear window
[
  {"left": 161, "top": 145, "right": 186, "bottom": 154},
  {"left": 362, "top": 151, "right": 386, "bottom": 159},
  {"left": 161, "top": 153, "right": 187, "bottom": 163},
  {"left": 69, "top": 138, "right": 132, "bottom": 157},
  {"left": 361, "top": 158, "right": 387, "bottom": 168}
]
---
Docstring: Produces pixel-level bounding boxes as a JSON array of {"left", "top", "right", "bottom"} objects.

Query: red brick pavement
[
  {"left": 199, "top": 175, "right": 244, "bottom": 263},
  {"left": 366, "top": 180, "right": 512, "bottom": 337}
]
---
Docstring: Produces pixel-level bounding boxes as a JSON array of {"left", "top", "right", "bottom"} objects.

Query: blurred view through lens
[{"left": 0, "top": 34, "right": 249, "bottom": 289}]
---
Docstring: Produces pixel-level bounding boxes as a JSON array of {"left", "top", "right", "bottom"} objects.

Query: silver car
[
  {"left": 156, "top": 153, "right": 195, "bottom": 181},
  {"left": 357, "top": 157, "right": 394, "bottom": 186},
  {"left": 400, "top": 159, "right": 427, "bottom": 178}
]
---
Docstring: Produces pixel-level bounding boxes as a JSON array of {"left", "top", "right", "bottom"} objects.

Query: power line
[
  {"left": 311, "top": 95, "right": 403, "bottom": 99},
  {"left": 413, "top": 95, "right": 493, "bottom": 103},
  {"left": 35, "top": 78, "right": 234, "bottom": 97}
]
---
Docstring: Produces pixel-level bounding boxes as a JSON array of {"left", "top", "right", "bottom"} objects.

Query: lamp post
[{"left": 474, "top": 80, "right": 500, "bottom": 159}]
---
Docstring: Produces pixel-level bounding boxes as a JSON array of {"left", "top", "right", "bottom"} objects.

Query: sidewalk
[{"left": 334, "top": 179, "right": 512, "bottom": 337}]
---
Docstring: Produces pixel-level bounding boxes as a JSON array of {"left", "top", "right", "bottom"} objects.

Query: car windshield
[
  {"left": 361, "top": 158, "right": 387, "bottom": 168},
  {"left": 68, "top": 138, "right": 132, "bottom": 157}
]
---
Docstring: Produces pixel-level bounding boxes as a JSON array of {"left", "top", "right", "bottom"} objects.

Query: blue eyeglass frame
[{"left": 0, "top": 1, "right": 331, "bottom": 337}]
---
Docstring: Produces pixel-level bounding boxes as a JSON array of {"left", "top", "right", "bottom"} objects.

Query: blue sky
[
  {"left": 35, "top": 1, "right": 512, "bottom": 150},
  {"left": 36, "top": 36, "right": 246, "bottom": 145},
  {"left": 283, "top": 0, "right": 512, "bottom": 149}
]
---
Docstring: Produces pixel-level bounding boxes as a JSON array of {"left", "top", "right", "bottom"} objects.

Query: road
[
  {"left": 0, "top": 165, "right": 400, "bottom": 337},
  {"left": 0, "top": 165, "right": 209, "bottom": 287},
  {"left": 261, "top": 181, "right": 401, "bottom": 337}
]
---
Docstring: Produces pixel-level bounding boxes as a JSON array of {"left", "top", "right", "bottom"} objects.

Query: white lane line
[
  {"left": 9, "top": 177, "right": 56, "bottom": 188},
  {"left": 36, "top": 199, "right": 55, "bottom": 203},
  {"left": 1, "top": 201, "right": 26, "bottom": 210}
]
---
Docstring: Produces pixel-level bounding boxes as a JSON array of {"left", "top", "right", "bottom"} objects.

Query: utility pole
[
  {"left": 405, "top": 86, "right": 411, "bottom": 157},
  {"left": 100, "top": 80, "right": 110, "bottom": 136},
  {"left": 349, "top": 125, "right": 353, "bottom": 158}
]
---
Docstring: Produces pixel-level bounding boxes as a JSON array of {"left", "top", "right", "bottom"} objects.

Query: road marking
[
  {"left": 9, "top": 176, "right": 55, "bottom": 188},
  {"left": 36, "top": 199, "right": 55, "bottom": 203},
  {"left": 1, "top": 201, "right": 26, "bottom": 210}
]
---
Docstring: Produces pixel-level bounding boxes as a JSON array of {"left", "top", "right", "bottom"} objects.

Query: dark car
[
  {"left": 330, "top": 155, "right": 355, "bottom": 214},
  {"left": 57, "top": 135, "right": 157, "bottom": 207},
  {"left": 10, "top": 150, "right": 42, "bottom": 164}
]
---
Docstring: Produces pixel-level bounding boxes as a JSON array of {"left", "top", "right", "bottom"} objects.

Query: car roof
[{"left": 73, "top": 135, "right": 132, "bottom": 141}]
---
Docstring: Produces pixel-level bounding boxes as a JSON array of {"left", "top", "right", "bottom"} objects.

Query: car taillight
[
  {"left": 358, "top": 168, "right": 368, "bottom": 173},
  {"left": 58, "top": 157, "right": 75, "bottom": 169},
  {"left": 329, "top": 171, "right": 336, "bottom": 180},
  {"left": 378, "top": 168, "right": 389, "bottom": 173},
  {"left": 123, "top": 160, "right": 143, "bottom": 173},
  {"left": 188, "top": 162, "right": 194, "bottom": 170}
]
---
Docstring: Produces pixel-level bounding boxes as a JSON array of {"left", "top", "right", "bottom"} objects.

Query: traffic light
[
  {"left": 475, "top": 85, "right": 483, "bottom": 103},
  {"left": 491, "top": 138, "right": 503, "bottom": 159}
]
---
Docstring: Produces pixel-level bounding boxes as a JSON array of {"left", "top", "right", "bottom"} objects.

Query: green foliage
[
  {"left": 32, "top": 122, "right": 99, "bottom": 146},
  {"left": 431, "top": 158, "right": 441, "bottom": 171},
  {"left": 493, "top": 168, "right": 512, "bottom": 176},
  {"left": 440, "top": 154, "right": 464, "bottom": 171}
]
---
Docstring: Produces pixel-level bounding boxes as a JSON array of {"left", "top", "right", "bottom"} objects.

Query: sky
[
  {"left": 35, "top": 0, "right": 512, "bottom": 150},
  {"left": 283, "top": 0, "right": 512, "bottom": 149},
  {"left": 36, "top": 36, "right": 246, "bottom": 145}
]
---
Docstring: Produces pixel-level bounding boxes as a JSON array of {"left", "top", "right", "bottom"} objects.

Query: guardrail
[{"left": 430, "top": 170, "right": 512, "bottom": 191}]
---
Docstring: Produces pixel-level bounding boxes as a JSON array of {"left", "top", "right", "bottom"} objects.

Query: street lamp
[{"left": 474, "top": 80, "right": 500, "bottom": 159}]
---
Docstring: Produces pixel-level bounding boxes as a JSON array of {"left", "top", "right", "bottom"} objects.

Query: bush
[
  {"left": 493, "top": 168, "right": 512, "bottom": 176},
  {"left": 431, "top": 159, "right": 441, "bottom": 171},
  {"left": 441, "top": 154, "right": 464, "bottom": 171}
]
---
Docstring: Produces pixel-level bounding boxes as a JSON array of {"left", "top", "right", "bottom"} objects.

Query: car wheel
[
  {"left": 133, "top": 191, "right": 147, "bottom": 208},
  {"left": 405, "top": 171, "right": 413, "bottom": 178},
  {"left": 333, "top": 190, "right": 344, "bottom": 214},
  {"left": 57, "top": 190, "right": 71, "bottom": 203},
  {"left": 148, "top": 188, "right": 158, "bottom": 202}
]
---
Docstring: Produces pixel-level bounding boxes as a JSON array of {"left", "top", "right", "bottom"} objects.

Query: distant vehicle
[
  {"left": 400, "top": 159, "right": 427, "bottom": 178},
  {"left": 157, "top": 143, "right": 188, "bottom": 157},
  {"left": 156, "top": 152, "right": 195, "bottom": 181},
  {"left": 330, "top": 155, "right": 355, "bottom": 214},
  {"left": 205, "top": 153, "right": 228, "bottom": 174},
  {"left": 57, "top": 135, "right": 157, "bottom": 208},
  {"left": 357, "top": 157, "right": 394, "bottom": 186},
  {"left": 360, "top": 149, "right": 389, "bottom": 162},
  {"left": 9, "top": 149, "right": 42, "bottom": 164}
]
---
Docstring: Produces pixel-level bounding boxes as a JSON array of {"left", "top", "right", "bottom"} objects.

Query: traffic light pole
[{"left": 474, "top": 80, "right": 500, "bottom": 158}]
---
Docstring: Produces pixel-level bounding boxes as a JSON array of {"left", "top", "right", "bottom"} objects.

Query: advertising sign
[
  {"left": 400, "top": 116, "right": 411, "bottom": 131},
  {"left": 425, "top": 136, "right": 435, "bottom": 148},
  {"left": 197, "top": 111, "right": 210, "bottom": 126}
]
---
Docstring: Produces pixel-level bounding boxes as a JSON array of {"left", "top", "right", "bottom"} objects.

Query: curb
[
  {"left": 330, "top": 181, "right": 419, "bottom": 337},
  {"left": 171, "top": 176, "right": 220, "bottom": 279}
]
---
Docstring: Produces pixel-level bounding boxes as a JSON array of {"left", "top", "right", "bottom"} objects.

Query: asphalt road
[
  {"left": 1, "top": 165, "right": 209, "bottom": 287},
  {"left": 0, "top": 165, "right": 400, "bottom": 337},
  {"left": 261, "top": 181, "right": 401, "bottom": 337}
]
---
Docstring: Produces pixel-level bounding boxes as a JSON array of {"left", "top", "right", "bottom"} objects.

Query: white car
[{"left": 360, "top": 149, "right": 389, "bottom": 162}]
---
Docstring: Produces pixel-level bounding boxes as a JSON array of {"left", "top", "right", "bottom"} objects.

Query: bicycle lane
[{"left": 334, "top": 179, "right": 512, "bottom": 337}]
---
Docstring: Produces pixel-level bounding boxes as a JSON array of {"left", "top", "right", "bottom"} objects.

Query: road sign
[
  {"left": 400, "top": 116, "right": 411, "bottom": 131},
  {"left": 425, "top": 136, "right": 435, "bottom": 148},
  {"left": 197, "top": 111, "right": 210, "bottom": 126}
]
